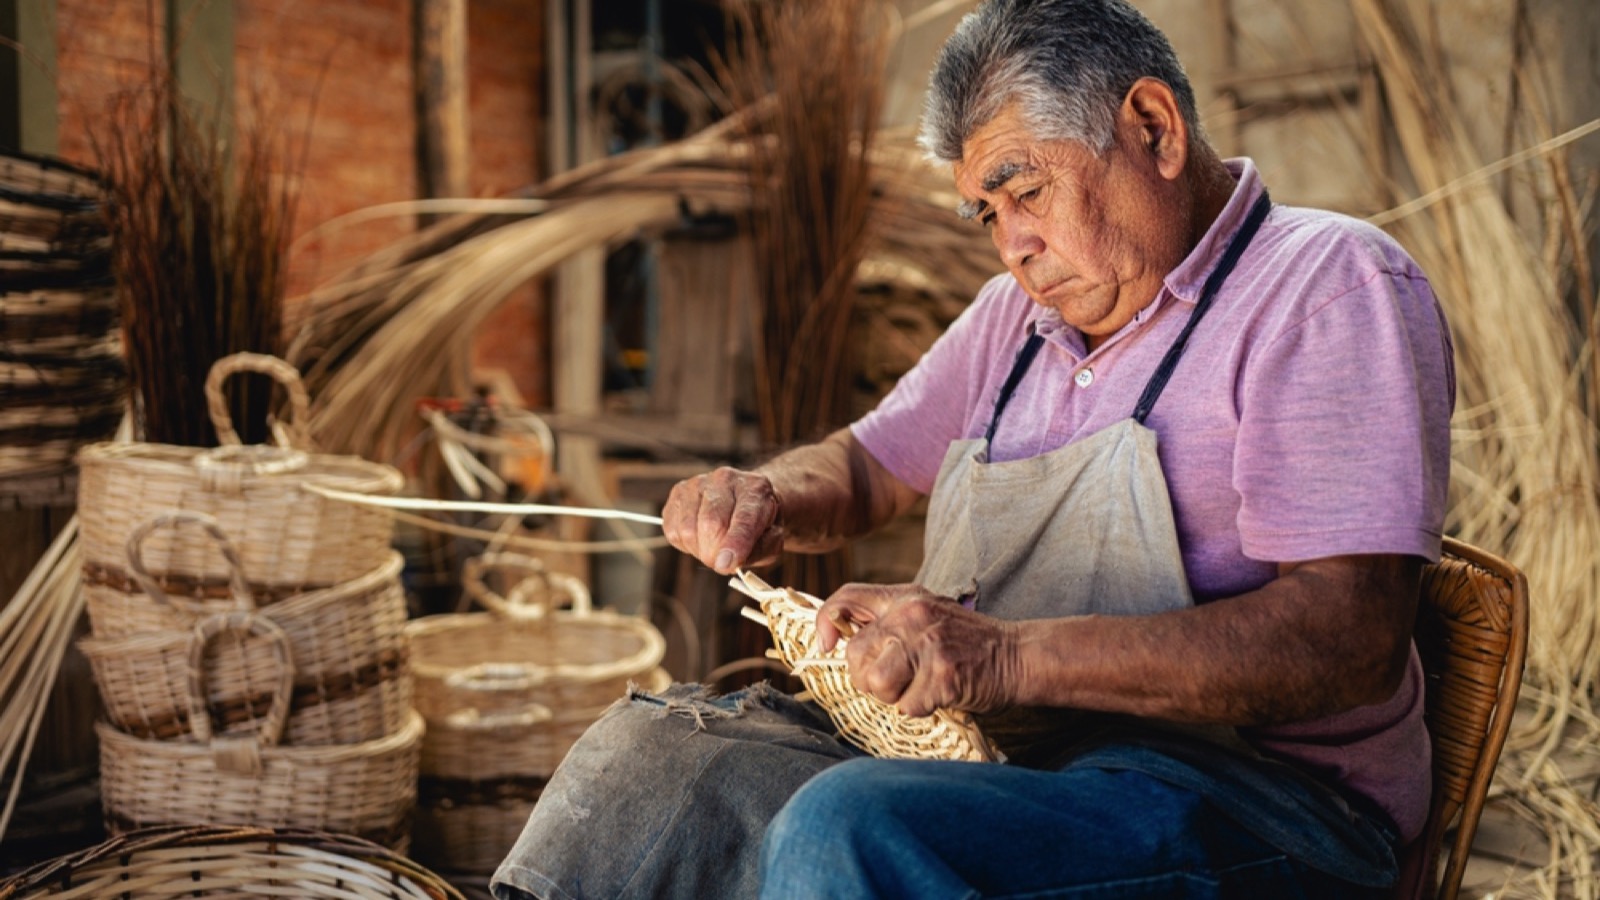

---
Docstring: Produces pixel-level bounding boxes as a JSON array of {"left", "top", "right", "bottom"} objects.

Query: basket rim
[
  {"left": 75, "top": 440, "right": 404, "bottom": 493},
  {"left": 405, "top": 606, "right": 666, "bottom": 687},
  {"left": 95, "top": 708, "right": 424, "bottom": 761},
  {"left": 0, "top": 824, "right": 464, "bottom": 900}
]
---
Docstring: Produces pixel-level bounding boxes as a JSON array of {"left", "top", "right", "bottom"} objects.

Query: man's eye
[
  {"left": 980, "top": 212, "right": 996, "bottom": 229},
  {"left": 1018, "top": 187, "right": 1041, "bottom": 204}
]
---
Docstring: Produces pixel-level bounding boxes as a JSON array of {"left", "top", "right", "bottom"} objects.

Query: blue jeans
[
  {"left": 762, "top": 758, "right": 1388, "bottom": 899},
  {"left": 492, "top": 684, "right": 1396, "bottom": 900}
]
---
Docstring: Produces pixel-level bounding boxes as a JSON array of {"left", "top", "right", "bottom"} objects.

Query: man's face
[{"left": 952, "top": 103, "right": 1189, "bottom": 343}]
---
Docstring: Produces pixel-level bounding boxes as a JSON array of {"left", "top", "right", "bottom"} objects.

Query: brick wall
[{"left": 49, "top": 0, "right": 548, "bottom": 407}]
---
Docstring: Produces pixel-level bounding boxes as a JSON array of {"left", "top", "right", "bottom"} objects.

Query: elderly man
[{"left": 492, "top": 0, "right": 1453, "bottom": 898}]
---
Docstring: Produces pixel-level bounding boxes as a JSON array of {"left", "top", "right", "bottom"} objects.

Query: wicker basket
[
  {"left": 80, "top": 512, "right": 412, "bottom": 745},
  {"left": 76, "top": 354, "right": 402, "bottom": 598},
  {"left": 0, "top": 825, "right": 464, "bottom": 899},
  {"left": 413, "top": 666, "right": 671, "bottom": 874},
  {"left": 403, "top": 551, "right": 665, "bottom": 874},
  {"left": 98, "top": 669, "right": 424, "bottom": 851},
  {"left": 1, "top": 151, "right": 119, "bottom": 503},
  {"left": 407, "top": 552, "right": 665, "bottom": 722},
  {"left": 731, "top": 570, "right": 999, "bottom": 763}
]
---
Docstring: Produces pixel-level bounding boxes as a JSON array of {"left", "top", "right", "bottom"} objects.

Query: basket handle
[
  {"left": 444, "top": 661, "right": 545, "bottom": 695},
  {"left": 464, "top": 552, "right": 593, "bottom": 619},
  {"left": 185, "top": 611, "right": 295, "bottom": 771},
  {"left": 205, "top": 352, "right": 313, "bottom": 449},
  {"left": 443, "top": 701, "right": 554, "bottom": 732},
  {"left": 125, "top": 512, "right": 258, "bottom": 615}
]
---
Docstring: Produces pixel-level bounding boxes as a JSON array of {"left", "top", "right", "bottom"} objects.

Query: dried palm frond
[{"left": 1352, "top": 1, "right": 1600, "bottom": 896}]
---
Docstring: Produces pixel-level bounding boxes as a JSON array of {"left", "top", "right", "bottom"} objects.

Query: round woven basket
[
  {"left": 732, "top": 570, "right": 999, "bottom": 763},
  {"left": 80, "top": 512, "right": 412, "bottom": 745},
  {"left": 406, "top": 552, "right": 666, "bottom": 721},
  {"left": 1, "top": 151, "right": 118, "bottom": 504},
  {"left": 76, "top": 354, "right": 402, "bottom": 597},
  {"left": 412, "top": 666, "right": 671, "bottom": 874},
  {"left": 0, "top": 824, "right": 464, "bottom": 899},
  {"left": 98, "top": 695, "right": 424, "bottom": 852}
]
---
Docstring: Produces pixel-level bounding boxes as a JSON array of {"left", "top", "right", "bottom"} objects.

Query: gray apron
[{"left": 917, "top": 193, "right": 1272, "bottom": 764}]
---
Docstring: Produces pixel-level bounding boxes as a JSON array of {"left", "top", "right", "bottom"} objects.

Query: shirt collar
[{"left": 1162, "top": 157, "right": 1262, "bottom": 305}]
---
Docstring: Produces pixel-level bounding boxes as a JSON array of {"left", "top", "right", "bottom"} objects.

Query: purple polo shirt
[{"left": 852, "top": 159, "right": 1454, "bottom": 841}]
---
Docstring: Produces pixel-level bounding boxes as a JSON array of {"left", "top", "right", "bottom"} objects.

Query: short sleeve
[
  {"left": 1234, "top": 260, "right": 1454, "bottom": 563},
  {"left": 851, "top": 276, "right": 1016, "bottom": 493}
]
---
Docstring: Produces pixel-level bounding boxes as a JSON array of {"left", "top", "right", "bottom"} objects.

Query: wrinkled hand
[
  {"left": 662, "top": 467, "right": 786, "bottom": 574},
  {"left": 817, "top": 583, "right": 1023, "bottom": 718}
]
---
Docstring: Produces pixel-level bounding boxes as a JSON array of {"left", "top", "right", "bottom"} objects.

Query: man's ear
[{"left": 1120, "top": 77, "right": 1189, "bottom": 181}]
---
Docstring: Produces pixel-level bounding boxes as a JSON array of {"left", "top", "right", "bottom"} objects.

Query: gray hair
[{"left": 919, "top": 0, "right": 1200, "bottom": 162}]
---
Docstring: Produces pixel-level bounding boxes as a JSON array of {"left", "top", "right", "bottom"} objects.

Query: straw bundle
[
  {"left": 1349, "top": 1, "right": 1600, "bottom": 895},
  {"left": 0, "top": 518, "right": 84, "bottom": 847},
  {"left": 286, "top": 139, "right": 994, "bottom": 466},
  {"left": 93, "top": 73, "right": 295, "bottom": 446}
]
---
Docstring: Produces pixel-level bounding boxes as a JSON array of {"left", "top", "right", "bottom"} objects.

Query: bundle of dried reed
[
  {"left": 0, "top": 517, "right": 83, "bottom": 845},
  {"left": 1352, "top": 1, "right": 1600, "bottom": 896},
  {"left": 93, "top": 74, "right": 298, "bottom": 446},
  {"left": 287, "top": 135, "right": 992, "bottom": 467}
]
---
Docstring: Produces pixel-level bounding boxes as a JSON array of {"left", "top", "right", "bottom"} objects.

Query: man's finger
[
  {"left": 855, "top": 635, "right": 915, "bottom": 706},
  {"left": 719, "top": 489, "right": 776, "bottom": 573}
]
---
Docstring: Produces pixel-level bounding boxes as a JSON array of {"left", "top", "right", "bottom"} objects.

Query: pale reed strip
[
  {"left": 300, "top": 482, "right": 666, "bottom": 527},
  {"left": 384, "top": 506, "right": 670, "bottom": 555}
]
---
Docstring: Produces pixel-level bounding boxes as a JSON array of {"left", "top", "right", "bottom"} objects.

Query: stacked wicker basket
[
  {"left": 0, "top": 152, "right": 122, "bottom": 509},
  {"left": 73, "top": 354, "right": 422, "bottom": 851},
  {"left": 406, "top": 551, "right": 667, "bottom": 875}
]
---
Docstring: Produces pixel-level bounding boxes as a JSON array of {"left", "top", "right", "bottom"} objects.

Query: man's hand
[
  {"left": 817, "top": 583, "right": 1023, "bottom": 718},
  {"left": 662, "top": 467, "right": 787, "bottom": 574}
]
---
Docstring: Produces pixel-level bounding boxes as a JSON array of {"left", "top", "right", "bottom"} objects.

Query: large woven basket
[
  {"left": 404, "top": 551, "right": 665, "bottom": 874},
  {"left": 0, "top": 825, "right": 464, "bottom": 899},
  {"left": 1, "top": 151, "right": 119, "bottom": 504},
  {"left": 98, "top": 671, "right": 424, "bottom": 851},
  {"left": 412, "top": 666, "right": 671, "bottom": 874},
  {"left": 76, "top": 354, "right": 402, "bottom": 597},
  {"left": 80, "top": 512, "right": 411, "bottom": 745},
  {"left": 732, "top": 570, "right": 999, "bottom": 763},
  {"left": 406, "top": 552, "right": 665, "bottom": 721}
]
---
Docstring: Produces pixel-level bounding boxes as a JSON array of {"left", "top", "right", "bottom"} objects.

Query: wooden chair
[{"left": 1395, "top": 537, "right": 1529, "bottom": 900}]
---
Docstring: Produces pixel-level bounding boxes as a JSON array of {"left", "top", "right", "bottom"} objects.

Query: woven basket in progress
[{"left": 732, "top": 570, "right": 998, "bottom": 763}]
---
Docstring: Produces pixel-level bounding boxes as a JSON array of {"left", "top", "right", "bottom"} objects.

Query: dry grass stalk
[
  {"left": 93, "top": 73, "right": 298, "bottom": 445},
  {"left": 1352, "top": 0, "right": 1600, "bottom": 896},
  {"left": 0, "top": 517, "right": 84, "bottom": 844}
]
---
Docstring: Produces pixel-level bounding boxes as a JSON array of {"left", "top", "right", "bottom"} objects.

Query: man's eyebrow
[
  {"left": 955, "top": 160, "right": 1035, "bottom": 219},
  {"left": 981, "top": 160, "right": 1032, "bottom": 193}
]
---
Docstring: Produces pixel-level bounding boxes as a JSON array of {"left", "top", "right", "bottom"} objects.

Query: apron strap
[
  {"left": 984, "top": 326, "right": 1047, "bottom": 445},
  {"left": 1132, "top": 191, "right": 1273, "bottom": 425}
]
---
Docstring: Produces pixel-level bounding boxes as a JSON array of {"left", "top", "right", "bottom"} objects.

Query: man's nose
[{"left": 994, "top": 215, "right": 1043, "bottom": 270}]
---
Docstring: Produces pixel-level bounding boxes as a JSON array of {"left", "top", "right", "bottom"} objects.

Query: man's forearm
[
  {"left": 759, "top": 428, "right": 920, "bottom": 553},
  {"left": 1007, "top": 554, "right": 1420, "bottom": 726}
]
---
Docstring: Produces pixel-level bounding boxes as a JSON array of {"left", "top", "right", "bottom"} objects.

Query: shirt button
[{"left": 1074, "top": 368, "right": 1094, "bottom": 388}]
